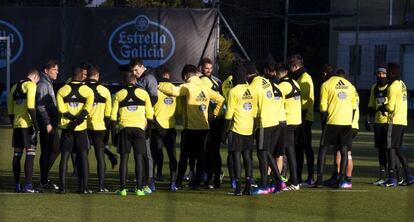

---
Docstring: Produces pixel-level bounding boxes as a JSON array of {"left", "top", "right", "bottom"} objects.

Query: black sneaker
[
  {"left": 40, "top": 180, "right": 59, "bottom": 190},
  {"left": 227, "top": 190, "right": 243, "bottom": 196},
  {"left": 22, "top": 184, "right": 40, "bottom": 193},
  {"left": 81, "top": 189, "right": 94, "bottom": 194},
  {"left": 56, "top": 188, "right": 66, "bottom": 194}
]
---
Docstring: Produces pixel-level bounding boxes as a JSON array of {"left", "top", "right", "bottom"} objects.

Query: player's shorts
[
  {"left": 387, "top": 124, "right": 405, "bottom": 149},
  {"left": 374, "top": 123, "right": 388, "bottom": 149},
  {"left": 256, "top": 125, "right": 278, "bottom": 151},
  {"left": 87, "top": 130, "right": 106, "bottom": 149},
  {"left": 321, "top": 125, "right": 352, "bottom": 149},
  {"left": 273, "top": 122, "right": 286, "bottom": 156},
  {"left": 229, "top": 132, "right": 254, "bottom": 152},
  {"left": 117, "top": 127, "right": 146, "bottom": 154},
  {"left": 12, "top": 127, "right": 36, "bottom": 149},
  {"left": 60, "top": 129, "right": 89, "bottom": 152}
]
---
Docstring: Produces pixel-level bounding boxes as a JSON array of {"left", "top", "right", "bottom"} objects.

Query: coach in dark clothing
[{"left": 36, "top": 60, "right": 60, "bottom": 190}]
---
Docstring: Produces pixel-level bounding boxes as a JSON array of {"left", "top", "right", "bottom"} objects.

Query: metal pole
[
  {"left": 283, "top": 0, "right": 289, "bottom": 63},
  {"left": 218, "top": 11, "right": 251, "bottom": 61},
  {"left": 389, "top": 0, "right": 393, "bottom": 25},
  {"left": 6, "top": 36, "right": 10, "bottom": 96}
]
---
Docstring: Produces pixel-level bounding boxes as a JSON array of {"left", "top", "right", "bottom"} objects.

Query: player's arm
[
  {"left": 36, "top": 83, "right": 52, "bottom": 127},
  {"left": 103, "top": 87, "right": 112, "bottom": 130},
  {"left": 208, "top": 88, "right": 225, "bottom": 117},
  {"left": 7, "top": 85, "right": 15, "bottom": 125},
  {"left": 319, "top": 83, "right": 328, "bottom": 127},
  {"left": 201, "top": 77, "right": 213, "bottom": 89},
  {"left": 367, "top": 85, "right": 376, "bottom": 124},
  {"left": 351, "top": 87, "right": 357, "bottom": 122},
  {"left": 73, "top": 86, "right": 93, "bottom": 126},
  {"left": 299, "top": 79, "right": 313, "bottom": 119},
  {"left": 110, "top": 92, "right": 120, "bottom": 144},
  {"left": 385, "top": 83, "right": 397, "bottom": 119},
  {"left": 56, "top": 87, "right": 69, "bottom": 115},
  {"left": 146, "top": 75, "right": 159, "bottom": 106},
  {"left": 158, "top": 83, "right": 183, "bottom": 97},
  {"left": 26, "top": 82, "right": 39, "bottom": 131},
  {"left": 222, "top": 89, "right": 235, "bottom": 143}
]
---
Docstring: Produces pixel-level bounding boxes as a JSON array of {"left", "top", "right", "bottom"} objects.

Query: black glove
[
  {"left": 321, "top": 111, "right": 328, "bottom": 130},
  {"left": 74, "top": 109, "right": 89, "bottom": 125},
  {"left": 365, "top": 120, "right": 372, "bottom": 132},
  {"left": 110, "top": 120, "right": 118, "bottom": 146},
  {"left": 221, "top": 119, "right": 232, "bottom": 144},
  {"left": 301, "top": 109, "right": 308, "bottom": 122},
  {"left": 377, "top": 104, "right": 387, "bottom": 117},
  {"left": 146, "top": 119, "right": 154, "bottom": 139},
  {"left": 9, "top": 114, "right": 14, "bottom": 126},
  {"left": 66, "top": 120, "right": 77, "bottom": 130},
  {"left": 104, "top": 117, "right": 110, "bottom": 130},
  {"left": 28, "top": 109, "right": 39, "bottom": 132},
  {"left": 62, "top": 112, "right": 76, "bottom": 121},
  {"left": 153, "top": 118, "right": 166, "bottom": 137}
]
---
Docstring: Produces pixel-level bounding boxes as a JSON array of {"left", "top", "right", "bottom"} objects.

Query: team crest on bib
[
  {"left": 338, "top": 92, "right": 347, "bottom": 100},
  {"left": 199, "top": 104, "right": 206, "bottom": 112},
  {"left": 164, "top": 97, "right": 173, "bottom": 105},
  {"left": 127, "top": 105, "right": 138, "bottom": 111},
  {"left": 266, "top": 90, "right": 272, "bottom": 98},
  {"left": 243, "top": 102, "right": 252, "bottom": 110}
]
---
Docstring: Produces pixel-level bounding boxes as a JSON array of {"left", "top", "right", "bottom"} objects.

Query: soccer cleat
[
  {"left": 135, "top": 189, "right": 145, "bottom": 196},
  {"left": 108, "top": 155, "right": 118, "bottom": 169},
  {"left": 227, "top": 190, "right": 243, "bottom": 196},
  {"left": 278, "top": 181, "right": 287, "bottom": 191},
  {"left": 81, "top": 189, "right": 94, "bottom": 194},
  {"left": 340, "top": 181, "right": 352, "bottom": 189},
  {"left": 56, "top": 189, "right": 66, "bottom": 194},
  {"left": 155, "top": 174, "right": 165, "bottom": 182},
  {"left": 170, "top": 182, "right": 178, "bottom": 192},
  {"left": 183, "top": 171, "right": 194, "bottom": 181},
  {"left": 40, "top": 180, "right": 59, "bottom": 190},
  {"left": 231, "top": 179, "right": 237, "bottom": 189},
  {"left": 373, "top": 179, "right": 385, "bottom": 186},
  {"left": 98, "top": 188, "right": 109, "bottom": 193},
  {"left": 252, "top": 188, "right": 269, "bottom": 195},
  {"left": 398, "top": 177, "right": 405, "bottom": 186},
  {"left": 283, "top": 184, "right": 300, "bottom": 191},
  {"left": 267, "top": 185, "right": 276, "bottom": 193},
  {"left": 305, "top": 178, "right": 315, "bottom": 186},
  {"left": 115, "top": 189, "right": 127, "bottom": 196},
  {"left": 407, "top": 176, "right": 414, "bottom": 186},
  {"left": 149, "top": 179, "right": 156, "bottom": 192},
  {"left": 248, "top": 178, "right": 258, "bottom": 188},
  {"left": 383, "top": 178, "right": 397, "bottom": 187},
  {"left": 15, "top": 183, "right": 22, "bottom": 193},
  {"left": 323, "top": 178, "right": 337, "bottom": 188},
  {"left": 281, "top": 176, "right": 288, "bottom": 183},
  {"left": 143, "top": 186, "right": 152, "bottom": 194},
  {"left": 219, "top": 171, "right": 225, "bottom": 184},
  {"left": 22, "top": 184, "right": 39, "bottom": 193}
]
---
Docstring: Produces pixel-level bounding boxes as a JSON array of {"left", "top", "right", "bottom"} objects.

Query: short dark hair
[
  {"left": 322, "top": 64, "right": 335, "bottom": 76},
  {"left": 245, "top": 62, "right": 259, "bottom": 75},
  {"left": 201, "top": 57, "right": 213, "bottom": 67},
  {"left": 43, "top": 60, "right": 59, "bottom": 70},
  {"left": 123, "top": 71, "right": 136, "bottom": 84},
  {"left": 27, "top": 68, "right": 39, "bottom": 77},
  {"left": 72, "top": 65, "right": 84, "bottom": 79},
  {"left": 288, "top": 54, "right": 304, "bottom": 67},
  {"left": 87, "top": 65, "right": 100, "bottom": 78},
  {"left": 80, "top": 62, "right": 91, "bottom": 70},
  {"left": 274, "top": 63, "right": 289, "bottom": 74},
  {"left": 129, "top": 58, "right": 144, "bottom": 68},
  {"left": 388, "top": 62, "right": 400, "bottom": 80},
  {"left": 156, "top": 65, "right": 170, "bottom": 79},
  {"left": 181, "top": 64, "right": 198, "bottom": 80},
  {"left": 336, "top": 69, "right": 346, "bottom": 77}
]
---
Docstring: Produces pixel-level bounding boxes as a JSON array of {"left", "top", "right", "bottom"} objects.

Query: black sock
[
  {"left": 120, "top": 153, "right": 129, "bottom": 190},
  {"left": 13, "top": 152, "right": 23, "bottom": 184},
  {"left": 24, "top": 152, "right": 35, "bottom": 185}
]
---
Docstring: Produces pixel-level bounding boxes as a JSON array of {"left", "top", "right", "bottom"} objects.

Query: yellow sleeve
[
  {"left": 82, "top": 86, "right": 94, "bottom": 114},
  {"left": 299, "top": 76, "right": 313, "bottom": 110},
  {"left": 386, "top": 83, "right": 397, "bottom": 113},
  {"left": 26, "top": 82, "right": 37, "bottom": 109},
  {"left": 145, "top": 92, "right": 154, "bottom": 120},
  {"left": 158, "top": 83, "right": 183, "bottom": 97},
  {"left": 104, "top": 88, "right": 112, "bottom": 117},
  {"left": 224, "top": 89, "right": 235, "bottom": 120},
  {"left": 208, "top": 88, "right": 225, "bottom": 116},
  {"left": 352, "top": 87, "right": 357, "bottom": 111},
  {"left": 320, "top": 83, "right": 328, "bottom": 112},
  {"left": 111, "top": 93, "right": 119, "bottom": 121},
  {"left": 251, "top": 89, "right": 258, "bottom": 118},
  {"left": 250, "top": 81, "right": 262, "bottom": 118},
  {"left": 201, "top": 77, "right": 213, "bottom": 89},
  {"left": 57, "top": 87, "right": 69, "bottom": 114},
  {"left": 7, "top": 85, "right": 16, "bottom": 115},
  {"left": 368, "top": 85, "right": 376, "bottom": 108}
]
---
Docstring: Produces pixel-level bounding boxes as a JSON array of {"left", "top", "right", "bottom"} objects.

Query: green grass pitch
[{"left": 0, "top": 123, "right": 413, "bottom": 222}]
